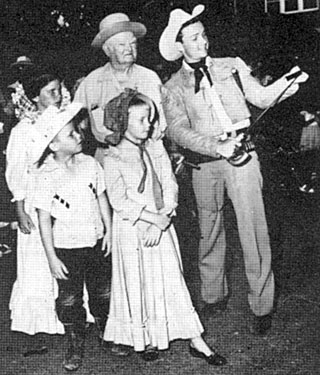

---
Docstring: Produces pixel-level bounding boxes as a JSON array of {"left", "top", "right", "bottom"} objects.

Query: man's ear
[
  {"left": 102, "top": 42, "right": 110, "bottom": 57},
  {"left": 175, "top": 41, "right": 184, "bottom": 54}
]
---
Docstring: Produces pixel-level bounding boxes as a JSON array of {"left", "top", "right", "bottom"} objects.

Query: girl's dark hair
[{"left": 23, "top": 73, "right": 60, "bottom": 102}]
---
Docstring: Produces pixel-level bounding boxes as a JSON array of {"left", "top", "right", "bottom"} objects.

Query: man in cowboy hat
[
  {"left": 159, "top": 4, "right": 308, "bottom": 335},
  {"left": 75, "top": 13, "right": 166, "bottom": 163}
]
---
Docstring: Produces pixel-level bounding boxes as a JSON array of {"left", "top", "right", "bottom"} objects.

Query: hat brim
[
  {"left": 159, "top": 5, "right": 205, "bottom": 61},
  {"left": 10, "top": 61, "right": 34, "bottom": 68},
  {"left": 91, "top": 21, "right": 147, "bottom": 48},
  {"left": 34, "top": 103, "right": 84, "bottom": 159}
]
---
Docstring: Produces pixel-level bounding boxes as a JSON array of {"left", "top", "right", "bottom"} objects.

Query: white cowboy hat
[
  {"left": 159, "top": 4, "right": 205, "bottom": 61},
  {"left": 10, "top": 56, "right": 34, "bottom": 68},
  {"left": 34, "top": 102, "right": 83, "bottom": 158},
  {"left": 91, "top": 13, "right": 147, "bottom": 48}
]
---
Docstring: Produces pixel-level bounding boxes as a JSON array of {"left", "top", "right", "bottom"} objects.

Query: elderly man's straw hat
[
  {"left": 159, "top": 5, "right": 205, "bottom": 61},
  {"left": 91, "top": 13, "right": 147, "bottom": 48}
]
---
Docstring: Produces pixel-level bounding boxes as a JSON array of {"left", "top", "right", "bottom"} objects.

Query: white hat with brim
[
  {"left": 91, "top": 13, "right": 147, "bottom": 48},
  {"left": 159, "top": 4, "right": 205, "bottom": 62},
  {"left": 10, "top": 56, "right": 34, "bottom": 68},
  {"left": 34, "top": 102, "right": 83, "bottom": 159}
]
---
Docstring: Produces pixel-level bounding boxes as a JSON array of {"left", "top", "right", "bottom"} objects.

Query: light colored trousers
[{"left": 192, "top": 152, "right": 274, "bottom": 316}]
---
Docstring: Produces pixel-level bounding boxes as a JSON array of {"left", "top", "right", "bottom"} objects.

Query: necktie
[
  {"left": 187, "top": 58, "right": 213, "bottom": 93},
  {"left": 124, "top": 137, "right": 164, "bottom": 210}
]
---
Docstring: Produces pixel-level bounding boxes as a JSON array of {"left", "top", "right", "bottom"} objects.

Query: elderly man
[
  {"left": 75, "top": 13, "right": 166, "bottom": 162},
  {"left": 159, "top": 5, "right": 308, "bottom": 335}
]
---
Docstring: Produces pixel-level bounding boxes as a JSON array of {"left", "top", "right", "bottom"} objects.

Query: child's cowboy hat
[
  {"left": 91, "top": 13, "right": 147, "bottom": 48},
  {"left": 159, "top": 4, "right": 205, "bottom": 62},
  {"left": 34, "top": 102, "right": 83, "bottom": 157}
]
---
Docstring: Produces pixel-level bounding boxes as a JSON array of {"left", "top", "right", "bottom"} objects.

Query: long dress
[
  {"left": 103, "top": 139, "right": 203, "bottom": 351},
  {"left": 6, "top": 117, "right": 64, "bottom": 335}
]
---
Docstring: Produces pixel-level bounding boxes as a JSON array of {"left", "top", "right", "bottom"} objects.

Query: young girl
[
  {"left": 5, "top": 73, "right": 65, "bottom": 354},
  {"left": 34, "top": 103, "right": 112, "bottom": 372},
  {"left": 102, "top": 89, "right": 226, "bottom": 366}
]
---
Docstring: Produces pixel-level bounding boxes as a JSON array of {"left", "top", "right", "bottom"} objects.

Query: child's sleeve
[
  {"left": 103, "top": 156, "right": 146, "bottom": 224},
  {"left": 155, "top": 141, "right": 178, "bottom": 213},
  {"left": 33, "top": 173, "right": 55, "bottom": 214},
  {"left": 94, "top": 159, "right": 106, "bottom": 196},
  {"left": 5, "top": 126, "right": 29, "bottom": 201}
]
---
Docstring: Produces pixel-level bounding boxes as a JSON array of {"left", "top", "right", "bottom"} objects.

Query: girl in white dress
[
  {"left": 6, "top": 73, "right": 66, "bottom": 354},
  {"left": 102, "top": 89, "right": 226, "bottom": 366}
]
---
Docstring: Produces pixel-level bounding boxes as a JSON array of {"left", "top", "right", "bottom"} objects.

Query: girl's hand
[
  {"left": 102, "top": 231, "right": 112, "bottom": 257},
  {"left": 49, "top": 256, "right": 69, "bottom": 280},
  {"left": 154, "top": 213, "right": 171, "bottom": 231},
  {"left": 18, "top": 212, "right": 36, "bottom": 234},
  {"left": 142, "top": 225, "right": 162, "bottom": 247},
  {"left": 159, "top": 207, "right": 174, "bottom": 217}
]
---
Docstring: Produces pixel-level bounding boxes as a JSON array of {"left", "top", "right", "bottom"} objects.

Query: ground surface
[{"left": 1, "top": 158, "right": 320, "bottom": 375}]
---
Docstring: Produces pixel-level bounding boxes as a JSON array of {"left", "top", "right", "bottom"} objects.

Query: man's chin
[{"left": 122, "top": 57, "right": 136, "bottom": 64}]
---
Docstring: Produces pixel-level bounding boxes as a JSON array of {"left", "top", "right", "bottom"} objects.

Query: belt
[{"left": 226, "top": 127, "right": 248, "bottom": 137}]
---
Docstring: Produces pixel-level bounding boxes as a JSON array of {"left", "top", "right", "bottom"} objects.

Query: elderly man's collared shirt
[{"left": 74, "top": 62, "right": 166, "bottom": 143}]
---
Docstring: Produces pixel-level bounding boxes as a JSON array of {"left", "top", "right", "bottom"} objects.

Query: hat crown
[
  {"left": 16, "top": 56, "right": 32, "bottom": 63},
  {"left": 170, "top": 4, "right": 205, "bottom": 27},
  {"left": 170, "top": 8, "right": 191, "bottom": 24},
  {"left": 159, "top": 4, "right": 205, "bottom": 61},
  {"left": 99, "top": 13, "right": 130, "bottom": 31}
]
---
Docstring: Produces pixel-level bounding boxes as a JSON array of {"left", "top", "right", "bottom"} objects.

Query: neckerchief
[
  {"left": 186, "top": 58, "right": 213, "bottom": 93},
  {"left": 124, "top": 137, "right": 164, "bottom": 210}
]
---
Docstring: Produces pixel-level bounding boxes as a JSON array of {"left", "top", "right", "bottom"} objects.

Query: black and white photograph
[{"left": 0, "top": 1, "right": 320, "bottom": 374}]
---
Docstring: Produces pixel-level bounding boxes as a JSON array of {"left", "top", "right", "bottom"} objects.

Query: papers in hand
[{"left": 285, "top": 66, "right": 309, "bottom": 84}]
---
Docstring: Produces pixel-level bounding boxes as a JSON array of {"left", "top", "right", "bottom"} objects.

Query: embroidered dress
[
  {"left": 6, "top": 116, "right": 64, "bottom": 335},
  {"left": 103, "top": 140, "right": 203, "bottom": 351}
]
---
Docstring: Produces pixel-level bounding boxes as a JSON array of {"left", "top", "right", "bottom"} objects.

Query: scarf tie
[
  {"left": 187, "top": 58, "right": 213, "bottom": 94},
  {"left": 124, "top": 137, "right": 164, "bottom": 210}
]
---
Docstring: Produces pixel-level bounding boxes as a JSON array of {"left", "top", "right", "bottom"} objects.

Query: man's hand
[
  {"left": 102, "top": 231, "right": 112, "bottom": 257},
  {"left": 49, "top": 256, "right": 69, "bottom": 280},
  {"left": 216, "top": 134, "right": 243, "bottom": 159},
  {"left": 159, "top": 207, "right": 174, "bottom": 217},
  {"left": 142, "top": 225, "right": 162, "bottom": 247},
  {"left": 18, "top": 212, "right": 36, "bottom": 234}
]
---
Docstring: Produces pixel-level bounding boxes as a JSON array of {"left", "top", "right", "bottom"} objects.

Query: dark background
[{"left": 0, "top": 0, "right": 319, "bottom": 92}]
